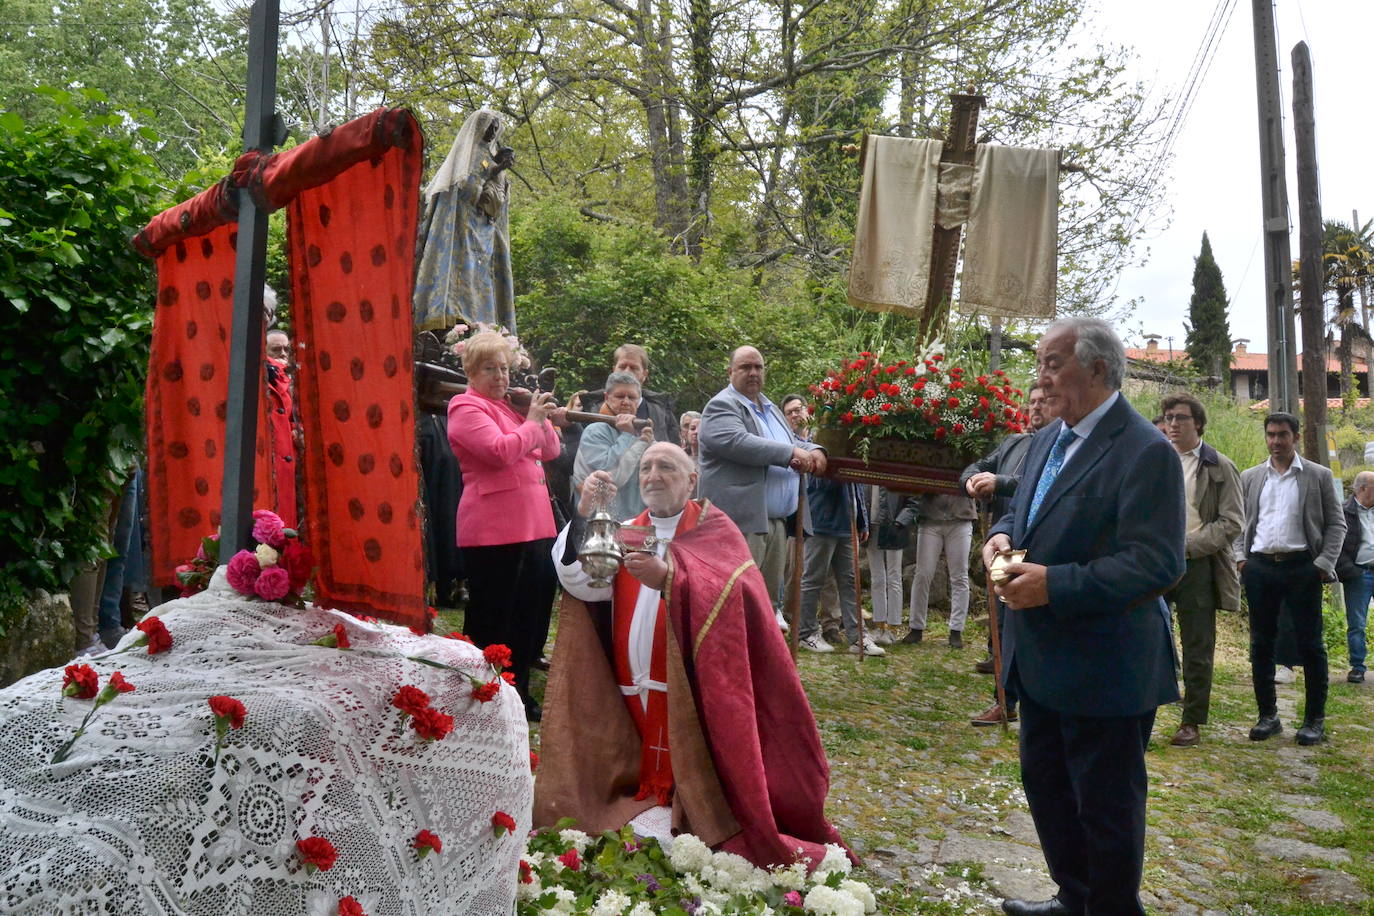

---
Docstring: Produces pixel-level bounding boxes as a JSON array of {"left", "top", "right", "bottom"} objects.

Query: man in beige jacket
[{"left": 1160, "top": 393, "right": 1243, "bottom": 747}]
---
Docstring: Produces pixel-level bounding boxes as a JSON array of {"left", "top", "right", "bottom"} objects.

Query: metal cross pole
[
  {"left": 847, "top": 484, "right": 865, "bottom": 663},
  {"left": 220, "top": 0, "right": 282, "bottom": 554},
  {"left": 919, "top": 92, "right": 985, "bottom": 344}
]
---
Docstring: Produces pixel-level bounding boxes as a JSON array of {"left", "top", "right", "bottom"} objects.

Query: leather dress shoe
[
  {"left": 1002, "top": 898, "right": 1081, "bottom": 916},
  {"left": 975, "top": 656, "right": 996, "bottom": 674},
  {"left": 1249, "top": 714, "right": 1282, "bottom": 741},
  {"left": 1170, "top": 723, "right": 1201, "bottom": 747},
  {"left": 1349, "top": 668, "right": 1366, "bottom": 683},
  {"left": 1295, "top": 717, "right": 1325, "bottom": 746},
  {"left": 970, "top": 702, "right": 1018, "bottom": 726}
]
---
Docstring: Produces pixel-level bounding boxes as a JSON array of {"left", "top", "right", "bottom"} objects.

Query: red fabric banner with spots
[
  {"left": 140, "top": 108, "right": 427, "bottom": 629},
  {"left": 145, "top": 225, "right": 274, "bottom": 585},
  {"left": 287, "top": 122, "right": 427, "bottom": 625}
]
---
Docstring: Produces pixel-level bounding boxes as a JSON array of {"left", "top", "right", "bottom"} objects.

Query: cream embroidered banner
[
  {"left": 846, "top": 136, "right": 943, "bottom": 316},
  {"left": 958, "top": 144, "right": 1059, "bottom": 319}
]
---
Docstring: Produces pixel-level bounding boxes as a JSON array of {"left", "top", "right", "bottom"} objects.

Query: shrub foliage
[{"left": 0, "top": 88, "right": 158, "bottom": 633}]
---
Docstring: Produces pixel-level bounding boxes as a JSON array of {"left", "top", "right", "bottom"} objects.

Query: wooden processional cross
[{"left": 220, "top": 0, "right": 282, "bottom": 553}]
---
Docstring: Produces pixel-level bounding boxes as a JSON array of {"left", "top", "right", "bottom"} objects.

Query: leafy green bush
[{"left": 0, "top": 88, "right": 158, "bottom": 634}]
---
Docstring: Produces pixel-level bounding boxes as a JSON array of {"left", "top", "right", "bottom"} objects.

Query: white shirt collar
[
  {"left": 648, "top": 509, "right": 685, "bottom": 534},
  {"left": 1266, "top": 453, "right": 1304, "bottom": 476},
  {"left": 727, "top": 384, "right": 768, "bottom": 409},
  {"left": 1065, "top": 390, "right": 1119, "bottom": 441}
]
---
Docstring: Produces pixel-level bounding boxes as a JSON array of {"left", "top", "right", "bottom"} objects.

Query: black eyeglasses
[{"left": 1163, "top": 413, "right": 1194, "bottom": 424}]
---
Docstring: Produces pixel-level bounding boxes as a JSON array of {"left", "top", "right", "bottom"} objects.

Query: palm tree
[{"left": 1292, "top": 219, "right": 1374, "bottom": 403}]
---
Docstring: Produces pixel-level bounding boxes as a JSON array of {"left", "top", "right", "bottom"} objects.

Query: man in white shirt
[
  {"left": 1334, "top": 471, "right": 1374, "bottom": 684},
  {"left": 1235, "top": 412, "right": 1346, "bottom": 746},
  {"left": 1159, "top": 393, "right": 1243, "bottom": 748}
]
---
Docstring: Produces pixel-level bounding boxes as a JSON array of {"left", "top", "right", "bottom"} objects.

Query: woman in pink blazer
[{"left": 448, "top": 331, "right": 566, "bottom": 721}]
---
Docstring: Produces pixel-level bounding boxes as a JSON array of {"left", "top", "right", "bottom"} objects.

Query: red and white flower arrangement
[
  {"left": 810, "top": 342, "right": 1029, "bottom": 457},
  {"left": 224, "top": 509, "right": 314, "bottom": 604}
]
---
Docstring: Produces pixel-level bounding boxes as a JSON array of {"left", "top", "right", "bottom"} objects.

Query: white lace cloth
[{"left": 0, "top": 571, "right": 531, "bottom": 915}]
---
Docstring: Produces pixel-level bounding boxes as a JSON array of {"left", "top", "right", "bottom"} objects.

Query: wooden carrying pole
[
  {"left": 848, "top": 485, "right": 865, "bottom": 662},
  {"left": 982, "top": 509, "right": 1009, "bottom": 731},
  {"left": 788, "top": 474, "right": 805, "bottom": 660}
]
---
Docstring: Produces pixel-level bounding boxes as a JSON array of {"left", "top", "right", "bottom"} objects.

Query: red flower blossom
[
  {"left": 107, "top": 671, "right": 135, "bottom": 694},
  {"left": 482, "top": 644, "right": 513, "bottom": 669},
  {"left": 491, "top": 811, "right": 517, "bottom": 837},
  {"left": 953, "top": 423, "right": 966, "bottom": 433},
  {"left": 338, "top": 897, "right": 365, "bottom": 916},
  {"left": 879, "top": 403, "right": 892, "bottom": 411},
  {"left": 885, "top": 365, "right": 897, "bottom": 374},
  {"left": 135, "top": 616, "right": 173, "bottom": 654},
  {"left": 392, "top": 686, "right": 431, "bottom": 717},
  {"left": 413, "top": 829, "right": 443, "bottom": 856},
  {"left": 427, "top": 605, "right": 438, "bottom": 619},
  {"left": 947, "top": 397, "right": 960, "bottom": 408},
  {"left": 333, "top": 623, "right": 351, "bottom": 649},
  {"left": 445, "top": 631, "right": 472, "bottom": 642},
  {"left": 862, "top": 389, "right": 876, "bottom": 399},
  {"left": 471, "top": 680, "right": 500, "bottom": 703},
  {"left": 500, "top": 671, "right": 516, "bottom": 685},
  {"left": 208, "top": 695, "right": 246, "bottom": 729},
  {"left": 530, "top": 750, "right": 540, "bottom": 772},
  {"left": 411, "top": 706, "right": 454, "bottom": 741},
  {"left": 519, "top": 859, "right": 534, "bottom": 884},
  {"left": 934, "top": 427, "right": 947, "bottom": 439},
  {"left": 912, "top": 397, "right": 924, "bottom": 407},
  {"left": 904, "top": 366, "right": 916, "bottom": 375},
  {"left": 281, "top": 541, "right": 314, "bottom": 592},
  {"left": 62, "top": 664, "right": 99, "bottom": 699},
  {"left": 840, "top": 412, "right": 854, "bottom": 425},
  {"left": 914, "top": 378, "right": 926, "bottom": 390},
  {"left": 296, "top": 836, "right": 337, "bottom": 872},
  {"left": 408, "top": 624, "right": 427, "bottom": 636},
  {"left": 557, "top": 848, "right": 582, "bottom": 871}
]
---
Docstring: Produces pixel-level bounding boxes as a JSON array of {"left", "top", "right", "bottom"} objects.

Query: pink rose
[
  {"left": 225, "top": 550, "right": 261, "bottom": 595},
  {"left": 252, "top": 509, "right": 287, "bottom": 548},
  {"left": 255, "top": 566, "right": 291, "bottom": 601},
  {"left": 784, "top": 891, "right": 803, "bottom": 907}
]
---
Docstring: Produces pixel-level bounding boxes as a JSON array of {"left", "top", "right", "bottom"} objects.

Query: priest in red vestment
[{"left": 536, "top": 442, "right": 851, "bottom": 869}]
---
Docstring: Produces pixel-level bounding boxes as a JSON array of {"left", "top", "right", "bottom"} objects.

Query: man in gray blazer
[
  {"left": 699, "top": 346, "right": 826, "bottom": 623},
  {"left": 1235, "top": 411, "right": 1346, "bottom": 746}
]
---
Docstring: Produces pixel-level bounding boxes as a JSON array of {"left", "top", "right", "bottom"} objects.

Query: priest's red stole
[{"left": 609, "top": 501, "right": 703, "bottom": 805}]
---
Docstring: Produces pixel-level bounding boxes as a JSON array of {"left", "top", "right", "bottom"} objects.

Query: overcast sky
[{"left": 1082, "top": 0, "right": 1371, "bottom": 353}]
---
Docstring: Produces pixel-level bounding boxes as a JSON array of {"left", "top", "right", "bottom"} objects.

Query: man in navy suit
[{"left": 983, "top": 317, "right": 1185, "bottom": 916}]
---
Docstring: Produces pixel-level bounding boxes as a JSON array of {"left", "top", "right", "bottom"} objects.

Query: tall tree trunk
[
  {"left": 635, "top": 0, "right": 689, "bottom": 241},
  {"left": 685, "top": 0, "right": 714, "bottom": 257}
]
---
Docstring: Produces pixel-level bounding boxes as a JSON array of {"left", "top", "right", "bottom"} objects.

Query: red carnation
[
  {"left": 281, "top": 541, "right": 314, "bottom": 592},
  {"left": 408, "top": 625, "right": 427, "bottom": 636},
  {"left": 953, "top": 423, "right": 966, "bottom": 433},
  {"left": 935, "top": 427, "right": 947, "bottom": 439},
  {"left": 411, "top": 706, "right": 454, "bottom": 741},
  {"left": 947, "top": 397, "right": 960, "bottom": 408},
  {"left": 296, "top": 836, "right": 337, "bottom": 872},
  {"left": 491, "top": 811, "right": 517, "bottom": 837},
  {"left": 338, "top": 897, "right": 365, "bottom": 916},
  {"left": 904, "top": 366, "right": 916, "bottom": 375},
  {"left": 840, "top": 412, "right": 854, "bottom": 425},
  {"left": 391, "top": 685, "right": 431, "bottom": 717},
  {"left": 557, "top": 848, "right": 582, "bottom": 872},
  {"left": 482, "top": 644, "right": 513, "bottom": 669},
  {"left": 500, "top": 671, "right": 516, "bottom": 685},
  {"left": 912, "top": 397, "right": 924, "bottom": 407},
  {"left": 208, "top": 695, "right": 246, "bottom": 729},
  {"left": 519, "top": 859, "right": 534, "bottom": 884},
  {"left": 472, "top": 680, "right": 500, "bottom": 703},
  {"left": 333, "top": 623, "right": 351, "bottom": 649},
  {"left": 62, "top": 663, "right": 99, "bottom": 700},
  {"left": 445, "top": 631, "right": 472, "bottom": 642},
  {"left": 107, "top": 671, "right": 135, "bottom": 694},
  {"left": 863, "top": 389, "right": 876, "bottom": 399},
  {"left": 135, "top": 616, "right": 173, "bottom": 654},
  {"left": 530, "top": 750, "right": 540, "bottom": 772},
  {"left": 427, "top": 605, "right": 438, "bottom": 619},
  {"left": 885, "top": 365, "right": 897, "bottom": 374},
  {"left": 413, "top": 829, "right": 443, "bottom": 857}
]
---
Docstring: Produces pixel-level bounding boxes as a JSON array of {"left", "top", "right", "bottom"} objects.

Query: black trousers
[
  {"left": 1018, "top": 682, "right": 1155, "bottom": 915},
  {"left": 460, "top": 538, "right": 557, "bottom": 707},
  {"left": 1243, "top": 554, "right": 1328, "bottom": 721}
]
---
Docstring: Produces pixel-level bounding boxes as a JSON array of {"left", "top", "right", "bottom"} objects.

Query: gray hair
[
  {"left": 1046, "top": 317, "right": 1126, "bottom": 390},
  {"left": 679, "top": 410, "right": 701, "bottom": 425},
  {"left": 604, "top": 370, "right": 642, "bottom": 393}
]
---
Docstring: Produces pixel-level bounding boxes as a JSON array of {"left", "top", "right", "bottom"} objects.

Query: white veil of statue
[{"left": 413, "top": 108, "right": 516, "bottom": 333}]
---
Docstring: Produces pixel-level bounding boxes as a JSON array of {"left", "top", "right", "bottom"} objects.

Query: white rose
[{"left": 254, "top": 543, "right": 279, "bottom": 568}]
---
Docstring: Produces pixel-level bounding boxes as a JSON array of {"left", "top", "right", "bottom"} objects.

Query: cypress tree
[{"left": 1185, "top": 232, "right": 1232, "bottom": 380}]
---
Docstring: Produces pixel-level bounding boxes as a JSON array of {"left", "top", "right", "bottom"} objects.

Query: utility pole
[
  {"left": 1292, "top": 41, "right": 1328, "bottom": 464},
  {"left": 1251, "top": 0, "right": 1298, "bottom": 413},
  {"left": 220, "top": 0, "right": 281, "bottom": 553},
  {"left": 319, "top": 0, "right": 330, "bottom": 130}
]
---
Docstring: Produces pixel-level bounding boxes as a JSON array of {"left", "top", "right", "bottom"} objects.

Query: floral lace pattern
[{"left": 0, "top": 571, "right": 531, "bottom": 914}]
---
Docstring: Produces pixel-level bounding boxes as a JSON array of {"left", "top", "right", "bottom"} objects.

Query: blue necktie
[{"left": 1026, "top": 425, "right": 1077, "bottom": 527}]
